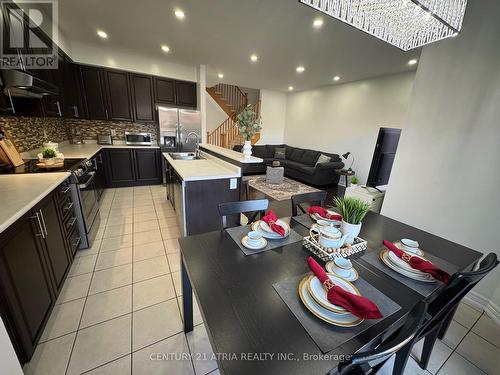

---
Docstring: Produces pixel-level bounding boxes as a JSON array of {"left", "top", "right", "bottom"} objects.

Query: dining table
[{"left": 178, "top": 210, "right": 483, "bottom": 375}]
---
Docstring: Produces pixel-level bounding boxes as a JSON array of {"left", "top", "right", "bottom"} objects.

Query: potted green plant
[
  {"left": 41, "top": 147, "right": 57, "bottom": 165},
  {"left": 350, "top": 176, "right": 359, "bottom": 187},
  {"left": 236, "top": 104, "right": 262, "bottom": 158},
  {"left": 333, "top": 196, "right": 371, "bottom": 244}
]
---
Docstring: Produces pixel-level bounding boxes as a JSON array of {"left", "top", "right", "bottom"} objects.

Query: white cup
[
  {"left": 316, "top": 219, "right": 334, "bottom": 228},
  {"left": 332, "top": 258, "right": 353, "bottom": 278},
  {"left": 401, "top": 238, "right": 419, "bottom": 253},
  {"left": 247, "top": 231, "right": 263, "bottom": 246}
]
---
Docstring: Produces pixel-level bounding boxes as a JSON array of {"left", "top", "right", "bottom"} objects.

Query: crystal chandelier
[{"left": 299, "top": 0, "right": 468, "bottom": 51}]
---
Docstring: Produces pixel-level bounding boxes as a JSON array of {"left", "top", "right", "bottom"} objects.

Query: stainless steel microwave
[{"left": 125, "top": 132, "right": 152, "bottom": 146}]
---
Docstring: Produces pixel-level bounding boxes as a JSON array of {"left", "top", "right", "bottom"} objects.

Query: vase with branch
[{"left": 237, "top": 104, "right": 262, "bottom": 158}]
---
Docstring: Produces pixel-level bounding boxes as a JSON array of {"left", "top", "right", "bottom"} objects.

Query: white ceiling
[{"left": 57, "top": 0, "right": 421, "bottom": 91}]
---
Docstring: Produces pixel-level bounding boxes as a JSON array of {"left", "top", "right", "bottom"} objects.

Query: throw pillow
[
  {"left": 315, "top": 154, "right": 331, "bottom": 167},
  {"left": 274, "top": 147, "right": 286, "bottom": 159}
]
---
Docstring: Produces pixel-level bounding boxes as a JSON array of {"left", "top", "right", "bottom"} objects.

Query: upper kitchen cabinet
[
  {"left": 154, "top": 77, "right": 175, "bottom": 105},
  {"left": 61, "top": 61, "right": 85, "bottom": 118},
  {"left": 175, "top": 80, "right": 197, "bottom": 108},
  {"left": 103, "top": 69, "right": 133, "bottom": 121},
  {"left": 130, "top": 73, "right": 155, "bottom": 123},
  {"left": 80, "top": 66, "right": 108, "bottom": 120}
]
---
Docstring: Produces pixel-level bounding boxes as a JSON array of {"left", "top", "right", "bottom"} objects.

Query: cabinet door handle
[
  {"left": 61, "top": 186, "right": 71, "bottom": 194},
  {"left": 68, "top": 217, "right": 77, "bottom": 227},
  {"left": 30, "top": 212, "right": 45, "bottom": 238},
  {"left": 105, "top": 109, "right": 109, "bottom": 119},
  {"left": 73, "top": 105, "right": 79, "bottom": 118},
  {"left": 39, "top": 210, "right": 48, "bottom": 237},
  {"left": 64, "top": 202, "right": 74, "bottom": 212},
  {"left": 6, "top": 89, "right": 16, "bottom": 114},
  {"left": 72, "top": 236, "right": 82, "bottom": 248},
  {"left": 56, "top": 101, "right": 62, "bottom": 117}
]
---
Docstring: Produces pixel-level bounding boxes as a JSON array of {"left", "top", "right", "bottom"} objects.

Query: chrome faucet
[{"left": 186, "top": 132, "right": 200, "bottom": 156}]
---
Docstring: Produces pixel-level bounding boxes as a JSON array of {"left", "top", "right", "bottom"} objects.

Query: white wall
[
  {"left": 0, "top": 318, "right": 23, "bottom": 375},
  {"left": 206, "top": 94, "right": 228, "bottom": 132},
  {"left": 382, "top": 0, "right": 500, "bottom": 320},
  {"left": 284, "top": 73, "right": 415, "bottom": 183},
  {"left": 258, "top": 89, "right": 287, "bottom": 144}
]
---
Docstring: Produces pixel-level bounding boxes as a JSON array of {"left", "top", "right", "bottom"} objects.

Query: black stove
[{"left": 0, "top": 158, "right": 85, "bottom": 174}]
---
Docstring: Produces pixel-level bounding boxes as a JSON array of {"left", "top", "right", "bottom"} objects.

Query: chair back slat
[
  {"left": 218, "top": 199, "right": 269, "bottom": 229},
  {"left": 291, "top": 191, "right": 327, "bottom": 216}
]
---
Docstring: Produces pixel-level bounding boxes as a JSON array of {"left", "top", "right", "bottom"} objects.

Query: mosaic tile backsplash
[{"left": 0, "top": 116, "right": 158, "bottom": 152}]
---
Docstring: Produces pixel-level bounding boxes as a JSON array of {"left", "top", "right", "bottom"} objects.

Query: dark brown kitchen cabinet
[
  {"left": 154, "top": 77, "right": 175, "bottom": 105},
  {"left": 130, "top": 74, "right": 155, "bottom": 123},
  {"left": 103, "top": 70, "right": 133, "bottom": 121},
  {"left": 80, "top": 66, "right": 108, "bottom": 120},
  {"left": 62, "top": 61, "right": 85, "bottom": 118},
  {"left": 104, "top": 148, "right": 161, "bottom": 187},
  {"left": 175, "top": 80, "right": 197, "bottom": 107},
  {"left": 134, "top": 149, "right": 162, "bottom": 183},
  {"left": 0, "top": 211, "right": 55, "bottom": 363}
]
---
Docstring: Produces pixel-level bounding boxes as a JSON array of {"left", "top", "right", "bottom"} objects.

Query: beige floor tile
[
  {"left": 441, "top": 320, "right": 468, "bottom": 349},
  {"left": 67, "top": 315, "right": 131, "bottom": 375},
  {"left": 133, "top": 299, "right": 183, "bottom": 351},
  {"left": 134, "top": 219, "right": 160, "bottom": 233},
  {"left": 67, "top": 254, "right": 97, "bottom": 277},
  {"left": 95, "top": 226, "right": 105, "bottom": 240},
  {"left": 134, "top": 229, "right": 163, "bottom": 246},
  {"left": 108, "top": 207, "right": 134, "bottom": 216},
  {"left": 111, "top": 201, "right": 133, "bottom": 209},
  {"left": 471, "top": 313, "right": 500, "bottom": 347},
  {"left": 39, "top": 298, "right": 85, "bottom": 342},
  {"left": 100, "top": 234, "right": 133, "bottom": 252},
  {"left": 133, "top": 241, "right": 166, "bottom": 262},
  {"left": 134, "top": 211, "right": 158, "bottom": 223},
  {"left": 24, "top": 333, "right": 76, "bottom": 375},
  {"left": 157, "top": 209, "right": 177, "bottom": 219},
  {"left": 453, "top": 302, "right": 482, "bottom": 328},
  {"left": 133, "top": 204, "right": 155, "bottom": 214},
  {"left": 83, "top": 355, "right": 131, "bottom": 374},
  {"left": 161, "top": 226, "right": 181, "bottom": 240},
  {"left": 167, "top": 252, "right": 181, "bottom": 273},
  {"left": 411, "top": 337, "right": 453, "bottom": 374},
  {"left": 437, "top": 353, "right": 487, "bottom": 375},
  {"left": 132, "top": 333, "right": 194, "bottom": 375},
  {"left": 158, "top": 216, "right": 178, "bottom": 228},
  {"left": 57, "top": 273, "right": 92, "bottom": 304},
  {"left": 133, "top": 275, "right": 175, "bottom": 311},
  {"left": 89, "top": 264, "right": 132, "bottom": 295},
  {"left": 456, "top": 331, "right": 500, "bottom": 375},
  {"left": 164, "top": 238, "right": 180, "bottom": 253},
  {"left": 187, "top": 324, "right": 218, "bottom": 375},
  {"left": 106, "top": 215, "right": 134, "bottom": 226},
  {"left": 133, "top": 255, "right": 170, "bottom": 282},
  {"left": 75, "top": 239, "right": 101, "bottom": 257},
  {"left": 103, "top": 223, "right": 133, "bottom": 238},
  {"left": 95, "top": 247, "right": 133, "bottom": 271},
  {"left": 80, "top": 285, "right": 132, "bottom": 328},
  {"left": 172, "top": 271, "right": 182, "bottom": 296},
  {"left": 177, "top": 295, "right": 203, "bottom": 326}
]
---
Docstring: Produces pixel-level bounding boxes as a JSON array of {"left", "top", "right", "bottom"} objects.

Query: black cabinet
[
  {"left": 130, "top": 74, "right": 155, "bottom": 123},
  {"left": 105, "top": 148, "right": 161, "bottom": 187},
  {"left": 154, "top": 77, "right": 176, "bottom": 105},
  {"left": 175, "top": 80, "right": 197, "bottom": 107},
  {"left": 61, "top": 61, "right": 85, "bottom": 118},
  {"left": 80, "top": 66, "right": 108, "bottom": 120},
  {"left": 103, "top": 70, "right": 133, "bottom": 121}
]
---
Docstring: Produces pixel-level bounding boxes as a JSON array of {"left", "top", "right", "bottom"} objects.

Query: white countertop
[
  {"left": 163, "top": 152, "right": 241, "bottom": 181},
  {"left": 199, "top": 143, "right": 263, "bottom": 164},
  {"left": 0, "top": 173, "right": 71, "bottom": 234},
  {"left": 22, "top": 141, "right": 160, "bottom": 160}
]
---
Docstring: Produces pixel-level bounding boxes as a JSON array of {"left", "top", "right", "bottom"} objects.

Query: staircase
[{"left": 206, "top": 83, "right": 261, "bottom": 149}]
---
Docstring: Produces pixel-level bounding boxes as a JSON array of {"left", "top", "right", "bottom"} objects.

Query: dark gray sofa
[{"left": 233, "top": 144, "right": 344, "bottom": 186}]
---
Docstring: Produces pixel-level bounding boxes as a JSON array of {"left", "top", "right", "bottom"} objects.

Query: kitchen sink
[{"left": 168, "top": 152, "right": 203, "bottom": 160}]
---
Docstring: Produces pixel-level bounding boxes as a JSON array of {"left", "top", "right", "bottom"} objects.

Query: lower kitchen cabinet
[{"left": 104, "top": 148, "right": 162, "bottom": 187}]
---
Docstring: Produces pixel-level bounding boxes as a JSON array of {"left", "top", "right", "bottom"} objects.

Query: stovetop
[{"left": 0, "top": 158, "right": 85, "bottom": 175}]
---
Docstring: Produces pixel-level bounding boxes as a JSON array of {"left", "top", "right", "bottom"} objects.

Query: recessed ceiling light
[
  {"left": 296, "top": 66, "right": 305, "bottom": 73},
  {"left": 161, "top": 45, "right": 170, "bottom": 53},
  {"left": 408, "top": 59, "right": 418, "bottom": 65},
  {"left": 333, "top": 76, "right": 340, "bottom": 81},
  {"left": 288, "top": 86, "right": 294, "bottom": 91},
  {"left": 96, "top": 30, "right": 108, "bottom": 39},
  {"left": 174, "top": 9, "right": 185, "bottom": 19},
  {"left": 250, "top": 54, "right": 258, "bottom": 62},
  {"left": 218, "top": 73, "right": 224, "bottom": 79},
  {"left": 313, "top": 18, "right": 324, "bottom": 28},
  {"left": 452, "top": 32, "right": 458, "bottom": 37}
]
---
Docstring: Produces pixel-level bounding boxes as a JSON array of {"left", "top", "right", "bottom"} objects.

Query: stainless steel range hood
[{"left": 2, "top": 70, "right": 58, "bottom": 98}]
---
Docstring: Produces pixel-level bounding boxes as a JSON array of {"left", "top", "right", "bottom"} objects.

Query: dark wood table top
[{"left": 179, "top": 211, "right": 482, "bottom": 375}]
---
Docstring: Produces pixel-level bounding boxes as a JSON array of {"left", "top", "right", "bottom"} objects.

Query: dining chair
[
  {"left": 334, "top": 300, "right": 428, "bottom": 375},
  {"left": 413, "top": 252, "right": 498, "bottom": 371},
  {"left": 291, "top": 191, "right": 327, "bottom": 216},
  {"left": 218, "top": 199, "right": 269, "bottom": 229}
]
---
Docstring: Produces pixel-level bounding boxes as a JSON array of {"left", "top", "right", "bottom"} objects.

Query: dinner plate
[
  {"left": 307, "top": 274, "right": 361, "bottom": 313},
  {"left": 259, "top": 219, "right": 289, "bottom": 234},
  {"left": 298, "top": 276, "right": 363, "bottom": 327},
  {"left": 310, "top": 213, "right": 341, "bottom": 225},
  {"left": 380, "top": 250, "right": 435, "bottom": 283},
  {"left": 387, "top": 251, "right": 427, "bottom": 274},
  {"left": 382, "top": 251, "right": 433, "bottom": 281},
  {"left": 251, "top": 221, "right": 289, "bottom": 239},
  {"left": 397, "top": 241, "right": 425, "bottom": 257},
  {"left": 325, "top": 261, "right": 359, "bottom": 282},
  {"left": 241, "top": 236, "right": 267, "bottom": 250}
]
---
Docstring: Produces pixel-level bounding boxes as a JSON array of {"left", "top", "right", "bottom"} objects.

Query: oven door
[{"left": 78, "top": 171, "right": 99, "bottom": 231}]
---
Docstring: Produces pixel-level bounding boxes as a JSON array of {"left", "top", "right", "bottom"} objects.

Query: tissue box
[{"left": 266, "top": 166, "right": 284, "bottom": 184}]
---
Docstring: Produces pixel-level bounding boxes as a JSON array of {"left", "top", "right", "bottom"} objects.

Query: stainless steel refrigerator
[{"left": 158, "top": 107, "right": 201, "bottom": 152}]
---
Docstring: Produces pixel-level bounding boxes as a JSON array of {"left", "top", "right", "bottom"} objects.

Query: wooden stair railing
[
  {"left": 206, "top": 83, "right": 248, "bottom": 119},
  {"left": 207, "top": 101, "right": 261, "bottom": 149}
]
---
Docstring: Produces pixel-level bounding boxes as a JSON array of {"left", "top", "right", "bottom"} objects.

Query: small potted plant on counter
[
  {"left": 334, "top": 196, "right": 370, "bottom": 244},
  {"left": 350, "top": 176, "right": 359, "bottom": 187},
  {"left": 237, "top": 104, "right": 262, "bottom": 158}
]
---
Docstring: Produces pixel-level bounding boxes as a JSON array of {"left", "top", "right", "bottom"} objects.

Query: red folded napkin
[
  {"left": 307, "top": 257, "right": 383, "bottom": 319},
  {"left": 261, "top": 210, "right": 286, "bottom": 236},
  {"left": 307, "top": 206, "right": 342, "bottom": 221},
  {"left": 383, "top": 240, "right": 450, "bottom": 284}
]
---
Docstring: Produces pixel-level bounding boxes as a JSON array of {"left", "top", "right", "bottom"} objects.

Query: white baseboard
[{"left": 463, "top": 291, "right": 500, "bottom": 325}]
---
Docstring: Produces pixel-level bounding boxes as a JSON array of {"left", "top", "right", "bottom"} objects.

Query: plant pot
[
  {"left": 341, "top": 220, "right": 362, "bottom": 245},
  {"left": 242, "top": 140, "right": 252, "bottom": 158}
]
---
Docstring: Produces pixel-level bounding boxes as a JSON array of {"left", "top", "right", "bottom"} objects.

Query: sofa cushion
[
  {"left": 285, "top": 145, "right": 296, "bottom": 159},
  {"left": 252, "top": 145, "right": 268, "bottom": 159},
  {"left": 298, "top": 166, "right": 316, "bottom": 176},
  {"left": 300, "top": 150, "right": 320, "bottom": 166},
  {"left": 315, "top": 153, "right": 331, "bottom": 166},
  {"left": 289, "top": 148, "right": 305, "bottom": 162},
  {"left": 284, "top": 160, "right": 305, "bottom": 171},
  {"left": 274, "top": 147, "right": 286, "bottom": 159}
]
